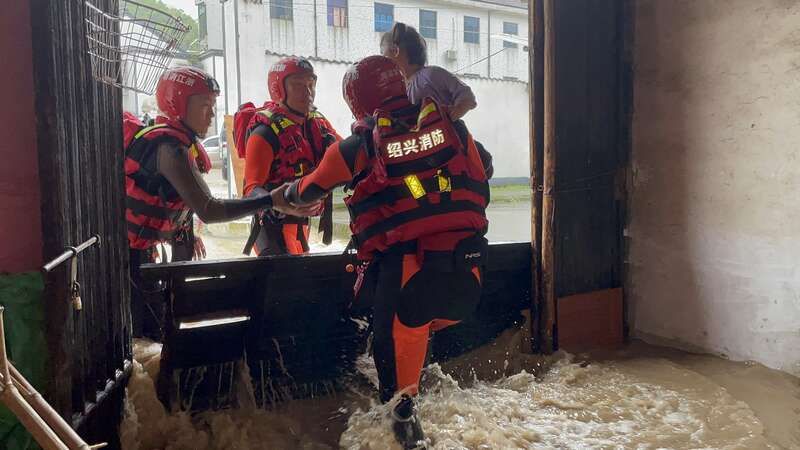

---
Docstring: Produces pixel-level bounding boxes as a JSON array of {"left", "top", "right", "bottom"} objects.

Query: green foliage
[{"left": 123, "top": 0, "right": 202, "bottom": 52}]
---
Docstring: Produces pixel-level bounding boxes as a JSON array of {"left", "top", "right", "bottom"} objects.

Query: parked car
[
  {"left": 201, "top": 135, "right": 223, "bottom": 168},
  {"left": 219, "top": 137, "right": 229, "bottom": 181}
]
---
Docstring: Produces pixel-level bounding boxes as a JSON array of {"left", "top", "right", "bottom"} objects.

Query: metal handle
[{"left": 42, "top": 235, "right": 101, "bottom": 273}]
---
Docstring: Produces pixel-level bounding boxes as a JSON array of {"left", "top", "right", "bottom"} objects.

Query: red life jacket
[
  {"left": 122, "top": 114, "right": 208, "bottom": 250},
  {"left": 234, "top": 101, "right": 337, "bottom": 189},
  {"left": 345, "top": 99, "right": 489, "bottom": 261}
]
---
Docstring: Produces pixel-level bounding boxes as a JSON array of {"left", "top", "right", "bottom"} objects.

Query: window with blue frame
[
  {"left": 271, "top": 0, "right": 293, "bottom": 20},
  {"left": 374, "top": 3, "right": 394, "bottom": 32},
  {"left": 419, "top": 10, "right": 437, "bottom": 39},
  {"left": 464, "top": 16, "right": 479, "bottom": 44},
  {"left": 328, "top": 0, "right": 347, "bottom": 27},
  {"left": 503, "top": 21, "right": 518, "bottom": 48}
]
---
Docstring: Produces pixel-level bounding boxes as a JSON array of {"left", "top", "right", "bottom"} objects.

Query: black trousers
[{"left": 371, "top": 253, "right": 482, "bottom": 402}]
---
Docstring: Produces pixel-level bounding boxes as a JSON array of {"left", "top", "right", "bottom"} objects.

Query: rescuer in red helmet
[
  {"left": 124, "top": 66, "right": 318, "bottom": 339},
  {"left": 268, "top": 55, "right": 492, "bottom": 449},
  {"left": 233, "top": 57, "right": 342, "bottom": 256}
]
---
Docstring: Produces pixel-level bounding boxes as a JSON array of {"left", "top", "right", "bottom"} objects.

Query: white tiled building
[{"left": 196, "top": 0, "right": 531, "bottom": 178}]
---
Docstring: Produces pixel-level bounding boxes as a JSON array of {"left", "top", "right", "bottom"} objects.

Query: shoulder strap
[
  {"left": 260, "top": 110, "right": 297, "bottom": 140},
  {"left": 135, "top": 124, "right": 168, "bottom": 140},
  {"left": 249, "top": 122, "right": 281, "bottom": 154}
]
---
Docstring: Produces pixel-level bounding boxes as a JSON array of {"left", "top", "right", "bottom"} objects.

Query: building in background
[{"left": 195, "top": 0, "right": 530, "bottom": 178}]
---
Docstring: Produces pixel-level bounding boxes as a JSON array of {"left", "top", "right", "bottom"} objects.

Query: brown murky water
[{"left": 121, "top": 329, "right": 800, "bottom": 450}]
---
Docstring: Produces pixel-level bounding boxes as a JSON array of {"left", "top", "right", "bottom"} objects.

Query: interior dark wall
[{"left": 552, "top": 0, "right": 630, "bottom": 300}]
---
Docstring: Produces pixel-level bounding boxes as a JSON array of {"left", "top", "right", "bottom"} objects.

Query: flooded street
[
  {"left": 121, "top": 328, "right": 800, "bottom": 450},
  {"left": 121, "top": 173, "right": 800, "bottom": 449},
  {"left": 201, "top": 169, "right": 533, "bottom": 259}
]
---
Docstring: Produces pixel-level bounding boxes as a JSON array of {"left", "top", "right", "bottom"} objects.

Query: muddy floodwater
[{"left": 121, "top": 328, "right": 800, "bottom": 450}]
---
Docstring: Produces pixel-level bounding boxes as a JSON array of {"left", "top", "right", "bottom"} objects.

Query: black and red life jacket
[
  {"left": 233, "top": 101, "right": 337, "bottom": 190},
  {"left": 345, "top": 99, "right": 489, "bottom": 261},
  {"left": 122, "top": 113, "right": 210, "bottom": 250}
]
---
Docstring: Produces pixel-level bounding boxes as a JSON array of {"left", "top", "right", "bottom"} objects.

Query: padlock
[{"left": 71, "top": 282, "right": 83, "bottom": 311}]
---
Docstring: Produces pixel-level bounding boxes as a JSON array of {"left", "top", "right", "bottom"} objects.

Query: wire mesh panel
[{"left": 84, "top": 0, "right": 188, "bottom": 94}]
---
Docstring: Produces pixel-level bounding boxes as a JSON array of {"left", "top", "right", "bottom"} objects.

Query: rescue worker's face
[
  {"left": 284, "top": 72, "right": 316, "bottom": 115},
  {"left": 184, "top": 93, "right": 217, "bottom": 138}
]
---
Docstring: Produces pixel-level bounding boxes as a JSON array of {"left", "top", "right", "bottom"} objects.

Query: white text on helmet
[{"left": 165, "top": 72, "right": 196, "bottom": 87}]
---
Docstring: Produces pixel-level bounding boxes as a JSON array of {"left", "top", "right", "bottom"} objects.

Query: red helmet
[
  {"left": 342, "top": 55, "right": 407, "bottom": 119},
  {"left": 268, "top": 57, "right": 315, "bottom": 103},
  {"left": 155, "top": 66, "right": 220, "bottom": 120}
]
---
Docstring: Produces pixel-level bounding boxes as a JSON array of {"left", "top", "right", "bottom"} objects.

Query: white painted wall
[
  {"left": 236, "top": 55, "right": 530, "bottom": 178},
  {"left": 213, "top": 0, "right": 528, "bottom": 106},
  {"left": 223, "top": 0, "right": 527, "bottom": 79},
  {"left": 199, "top": 0, "right": 224, "bottom": 51},
  {"left": 629, "top": 0, "right": 800, "bottom": 376},
  {"left": 212, "top": 0, "right": 529, "bottom": 178},
  {"left": 200, "top": 54, "right": 227, "bottom": 135}
]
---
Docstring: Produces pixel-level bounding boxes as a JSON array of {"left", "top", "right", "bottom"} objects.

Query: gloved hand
[{"left": 269, "top": 183, "right": 323, "bottom": 217}]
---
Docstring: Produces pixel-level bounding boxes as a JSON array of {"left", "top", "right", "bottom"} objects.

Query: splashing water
[
  {"left": 122, "top": 336, "right": 787, "bottom": 450},
  {"left": 121, "top": 341, "right": 340, "bottom": 450},
  {"left": 340, "top": 355, "right": 774, "bottom": 449}
]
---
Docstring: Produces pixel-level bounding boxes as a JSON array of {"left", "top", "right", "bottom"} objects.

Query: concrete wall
[
  {"left": 0, "top": 0, "right": 42, "bottom": 273},
  {"left": 219, "top": 0, "right": 528, "bottom": 114},
  {"left": 629, "top": 0, "right": 800, "bottom": 375},
  {"left": 201, "top": 0, "right": 224, "bottom": 51},
  {"left": 228, "top": 0, "right": 527, "bottom": 79},
  {"left": 239, "top": 55, "right": 531, "bottom": 178}
]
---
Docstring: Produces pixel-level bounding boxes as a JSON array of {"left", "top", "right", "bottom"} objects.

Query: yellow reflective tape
[
  {"left": 271, "top": 124, "right": 281, "bottom": 135},
  {"left": 404, "top": 175, "right": 426, "bottom": 199},
  {"left": 259, "top": 110, "right": 295, "bottom": 131},
  {"left": 295, "top": 163, "right": 305, "bottom": 176},
  {"left": 377, "top": 118, "right": 393, "bottom": 128},
  {"left": 418, "top": 102, "right": 437, "bottom": 122},
  {"left": 134, "top": 124, "right": 166, "bottom": 139},
  {"left": 437, "top": 171, "right": 452, "bottom": 192}
]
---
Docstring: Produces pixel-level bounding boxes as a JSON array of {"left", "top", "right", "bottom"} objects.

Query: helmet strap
[{"left": 179, "top": 119, "right": 199, "bottom": 140}]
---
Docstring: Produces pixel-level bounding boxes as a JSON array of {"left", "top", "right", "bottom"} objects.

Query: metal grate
[{"left": 84, "top": 0, "right": 189, "bottom": 94}]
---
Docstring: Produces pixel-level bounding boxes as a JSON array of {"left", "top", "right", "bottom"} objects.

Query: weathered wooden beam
[
  {"left": 528, "top": 0, "right": 545, "bottom": 353},
  {"left": 539, "top": 0, "right": 557, "bottom": 354}
]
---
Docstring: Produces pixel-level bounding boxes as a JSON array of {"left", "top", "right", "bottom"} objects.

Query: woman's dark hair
[{"left": 381, "top": 22, "right": 427, "bottom": 66}]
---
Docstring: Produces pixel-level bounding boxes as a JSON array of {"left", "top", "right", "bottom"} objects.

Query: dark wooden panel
[
  {"left": 140, "top": 242, "right": 531, "bottom": 280},
  {"left": 552, "top": 0, "right": 626, "bottom": 300},
  {"left": 30, "top": 0, "right": 130, "bottom": 441},
  {"left": 150, "top": 243, "right": 532, "bottom": 410}
]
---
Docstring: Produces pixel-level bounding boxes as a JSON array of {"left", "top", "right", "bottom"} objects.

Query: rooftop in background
[{"left": 466, "top": 0, "right": 529, "bottom": 11}]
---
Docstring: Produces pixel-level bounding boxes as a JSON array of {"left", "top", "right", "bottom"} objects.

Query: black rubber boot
[{"left": 391, "top": 395, "right": 427, "bottom": 449}]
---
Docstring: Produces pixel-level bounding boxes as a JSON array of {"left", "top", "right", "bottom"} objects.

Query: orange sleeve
[
  {"left": 243, "top": 132, "right": 274, "bottom": 196},
  {"left": 292, "top": 137, "right": 369, "bottom": 204}
]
